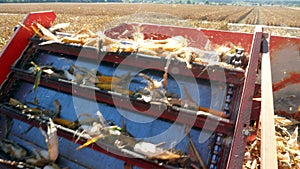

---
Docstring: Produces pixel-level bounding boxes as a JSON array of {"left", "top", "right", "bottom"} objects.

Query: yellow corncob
[
  {"left": 96, "top": 83, "right": 134, "bottom": 96},
  {"left": 61, "top": 37, "right": 84, "bottom": 45},
  {"left": 150, "top": 151, "right": 181, "bottom": 160},
  {"left": 115, "top": 88, "right": 135, "bottom": 96},
  {"left": 97, "top": 76, "right": 121, "bottom": 84},
  {"left": 76, "top": 135, "right": 103, "bottom": 150},
  {"left": 53, "top": 118, "right": 78, "bottom": 129},
  {"left": 199, "top": 107, "right": 228, "bottom": 118},
  {"left": 96, "top": 83, "right": 113, "bottom": 90},
  {"left": 31, "top": 25, "right": 43, "bottom": 38}
]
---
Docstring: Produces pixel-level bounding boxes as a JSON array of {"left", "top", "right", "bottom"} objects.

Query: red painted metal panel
[
  {"left": 0, "top": 11, "right": 56, "bottom": 86},
  {"left": 0, "top": 11, "right": 268, "bottom": 169},
  {"left": 226, "top": 28, "right": 263, "bottom": 169},
  {"left": 105, "top": 23, "right": 254, "bottom": 53},
  {"left": 201, "top": 29, "right": 254, "bottom": 54},
  {"left": 269, "top": 35, "right": 300, "bottom": 119}
]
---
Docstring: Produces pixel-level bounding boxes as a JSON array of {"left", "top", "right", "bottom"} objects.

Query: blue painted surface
[
  {"left": 6, "top": 51, "right": 228, "bottom": 168},
  {"left": 9, "top": 119, "right": 124, "bottom": 169},
  {"left": 33, "top": 51, "right": 226, "bottom": 110},
  {"left": 12, "top": 81, "right": 215, "bottom": 166}
]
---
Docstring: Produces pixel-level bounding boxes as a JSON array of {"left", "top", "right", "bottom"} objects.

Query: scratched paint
[{"left": 270, "top": 35, "right": 300, "bottom": 118}]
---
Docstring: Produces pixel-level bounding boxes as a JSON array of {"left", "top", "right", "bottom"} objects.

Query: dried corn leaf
[
  {"left": 49, "top": 22, "right": 70, "bottom": 32},
  {"left": 287, "top": 126, "right": 298, "bottom": 148},
  {"left": 243, "top": 115, "right": 300, "bottom": 169},
  {"left": 251, "top": 159, "right": 257, "bottom": 169},
  {"left": 275, "top": 115, "right": 300, "bottom": 127},
  {"left": 35, "top": 22, "right": 59, "bottom": 41}
]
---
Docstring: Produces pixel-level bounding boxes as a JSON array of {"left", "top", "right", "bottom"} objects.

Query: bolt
[
  {"left": 211, "top": 154, "right": 218, "bottom": 164},
  {"left": 242, "top": 129, "right": 251, "bottom": 137},
  {"left": 226, "top": 53, "right": 235, "bottom": 64},
  {"left": 227, "top": 87, "right": 233, "bottom": 95},
  {"left": 226, "top": 95, "right": 231, "bottom": 102},
  {"left": 224, "top": 103, "right": 230, "bottom": 111},
  {"left": 236, "top": 47, "right": 244, "bottom": 54}
]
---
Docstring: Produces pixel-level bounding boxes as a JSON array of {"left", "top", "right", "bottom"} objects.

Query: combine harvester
[{"left": 0, "top": 11, "right": 299, "bottom": 169}]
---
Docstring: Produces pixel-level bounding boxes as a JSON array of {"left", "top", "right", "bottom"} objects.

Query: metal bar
[
  {"left": 0, "top": 11, "right": 56, "bottom": 87},
  {"left": 272, "top": 72, "right": 300, "bottom": 92},
  {"left": 35, "top": 41, "right": 245, "bottom": 84},
  {"left": 250, "top": 84, "right": 261, "bottom": 124},
  {"left": 226, "top": 27, "right": 263, "bottom": 169},
  {"left": 11, "top": 70, "right": 234, "bottom": 135},
  {"left": 260, "top": 34, "right": 278, "bottom": 169}
]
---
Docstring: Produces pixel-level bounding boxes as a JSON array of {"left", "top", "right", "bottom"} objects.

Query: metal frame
[
  {"left": 0, "top": 11, "right": 267, "bottom": 169},
  {"left": 0, "top": 11, "right": 56, "bottom": 86},
  {"left": 11, "top": 69, "right": 234, "bottom": 135},
  {"left": 33, "top": 40, "right": 245, "bottom": 84},
  {"left": 226, "top": 27, "right": 263, "bottom": 169},
  {"left": 0, "top": 107, "right": 176, "bottom": 169}
]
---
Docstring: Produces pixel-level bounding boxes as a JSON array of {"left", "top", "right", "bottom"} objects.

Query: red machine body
[{"left": 0, "top": 11, "right": 299, "bottom": 169}]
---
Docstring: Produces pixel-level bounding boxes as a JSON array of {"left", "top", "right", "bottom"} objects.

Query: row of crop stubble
[{"left": 0, "top": 3, "right": 300, "bottom": 51}]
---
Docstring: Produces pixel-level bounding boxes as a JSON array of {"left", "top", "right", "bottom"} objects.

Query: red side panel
[
  {"left": 269, "top": 36, "right": 300, "bottom": 119},
  {"left": 201, "top": 29, "right": 253, "bottom": 53},
  {"left": 0, "top": 11, "right": 56, "bottom": 86},
  {"left": 105, "top": 23, "right": 253, "bottom": 53}
]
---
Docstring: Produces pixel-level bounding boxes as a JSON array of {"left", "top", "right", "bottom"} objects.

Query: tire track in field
[
  {"left": 257, "top": 7, "right": 262, "bottom": 25},
  {"left": 237, "top": 7, "right": 255, "bottom": 24},
  {"left": 238, "top": 7, "right": 262, "bottom": 25}
]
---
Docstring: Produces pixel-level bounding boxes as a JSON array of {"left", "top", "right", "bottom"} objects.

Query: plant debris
[{"left": 243, "top": 115, "right": 300, "bottom": 169}]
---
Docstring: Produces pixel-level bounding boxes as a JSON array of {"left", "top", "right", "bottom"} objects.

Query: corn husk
[{"left": 243, "top": 116, "right": 300, "bottom": 169}]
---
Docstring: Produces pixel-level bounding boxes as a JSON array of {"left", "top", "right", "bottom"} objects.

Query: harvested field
[{"left": 0, "top": 3, "right": 300, "bottom": 50}]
